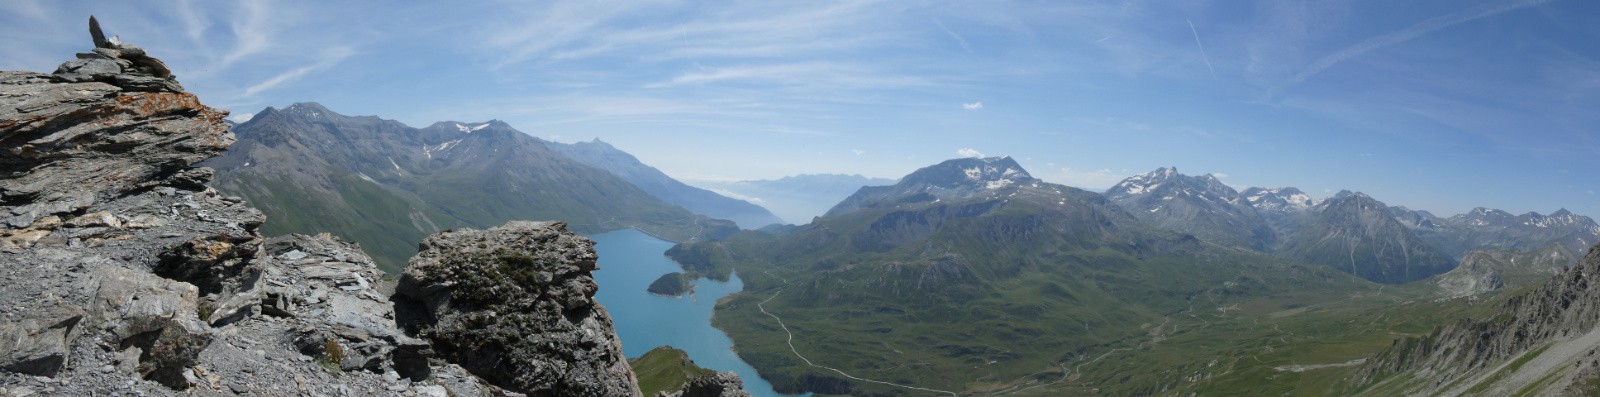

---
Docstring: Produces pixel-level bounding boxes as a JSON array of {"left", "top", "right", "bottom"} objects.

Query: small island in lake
[{"left": 647, "top": 272, "right": 692, "bottom": 296}]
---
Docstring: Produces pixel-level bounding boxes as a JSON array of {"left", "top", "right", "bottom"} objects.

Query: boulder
[
  {"left": 395, "top": 220, "right": 642, "bottom": 397},
  {"left": 681, "top": 372, "right": 753, "bottom": 397},
  {"left": 0, "top": 304, "right": 84, "bottom": 376},
  {"left": 86, "top": 267, "right": 212, "bottom": 389}
]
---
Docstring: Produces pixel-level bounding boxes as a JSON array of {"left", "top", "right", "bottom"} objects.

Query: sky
[{"left": 3, "top": 0, "right": 1598, "bottom": 218}]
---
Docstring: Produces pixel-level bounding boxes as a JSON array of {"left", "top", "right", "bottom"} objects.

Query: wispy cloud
[
  {"left": 932, "top": 18, "right": 975, "bottom": 55},
  {"left": 242, "top": 47, "right": 352, "bottom": 97},
  {"left": 479, "top": 1, "right": 891, "bottom": 67},
  {"left": 962, "top": 101, "right": 984, "bottom": 110},
  {"left": 957, "top": 148, "right": 984, "bottom": 158},
  {"left": 1266, "top": 0, "right": 1556, "bottom": 100},
  {"left": 711, "top": 188, "right": 766, "bottom": 204},
  {"left": 645, "top": 62, "right": 927, "bottom": 89},
  {"left": 219, "top": 0, "right": 275, "bottom": 69},
  {"left": 1186, "top": 19, "right": 1216, "bottom": 79}
]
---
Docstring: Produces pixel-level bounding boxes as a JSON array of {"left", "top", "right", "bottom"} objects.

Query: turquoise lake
[{"left": 590, "top": 229, "right": 806, "bottom": 397}]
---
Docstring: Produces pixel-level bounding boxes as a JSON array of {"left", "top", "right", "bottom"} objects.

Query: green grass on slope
[
  {"left": 684, "top": 234, "right": 1377, "bottom": 394},
  {"left": 630, "top": 346, "right": 715, "bottom": 396},
  {"left": 214, "top": 171, "right": 460, "bottom": 273},
  {"left": 684, "top": 227, "right": 1521, "bottom": 396}
]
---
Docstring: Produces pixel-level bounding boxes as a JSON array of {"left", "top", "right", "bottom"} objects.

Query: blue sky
[{"left": 3, "top": 0, "right": 1597, "bottom": 217}]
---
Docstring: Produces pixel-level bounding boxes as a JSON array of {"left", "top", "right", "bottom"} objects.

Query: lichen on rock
[{"left": 395, "top": 220, "right": 642, "bottom": 396}]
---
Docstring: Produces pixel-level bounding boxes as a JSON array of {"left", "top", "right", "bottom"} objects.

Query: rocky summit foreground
[
  {"left": 0, "top": 17, "right": 732, "bottom": 396},
  {"left": 394, "top": 221, "right": 641, "bottom": 396}
]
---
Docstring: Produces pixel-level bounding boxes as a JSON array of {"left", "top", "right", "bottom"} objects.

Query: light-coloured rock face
[
  {"left": 1352, "top": 245, "right": 1600, "bottom": 395},
  {"left": 396, "top": 220, "right": 644, "bottom": 397}
]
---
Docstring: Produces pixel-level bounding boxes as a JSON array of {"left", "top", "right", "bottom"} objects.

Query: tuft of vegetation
[
  {"left": 322, "top": 339, "right": 346, "bottom": 373},
  {"left": 196, "top": 300, "right": 215, "bottom": 322},
  {"left": 629, "top": 346, "right": 714, "bottom": 396}
]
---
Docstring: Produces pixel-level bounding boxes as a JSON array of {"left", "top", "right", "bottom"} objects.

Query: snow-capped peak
[
  {"left": 455, "top": 123, "right": 491, "bottom": 133},
  {"left": 1241, "top": 187, "right": 1314, "bottom": 213}
]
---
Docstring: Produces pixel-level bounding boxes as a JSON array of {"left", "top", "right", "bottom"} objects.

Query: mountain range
[
  {"left": 1102, "top": 167, "right": 1598, "bottom": 284},
  {"left": 199, "top": 102, "right": 1600, "bottom": 395},
  {"left": 668, "top": 157, "right": 1380, "bottom": 394},
  {"left": 653, "top": 157, "right": 1600, "bottom": 395},
  {"left": 204, "top": 103, "right": 740, "bottom": 271}
]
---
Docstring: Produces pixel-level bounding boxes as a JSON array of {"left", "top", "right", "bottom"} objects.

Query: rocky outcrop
[
  {"left": 394, "top": 221, "right": 643, "bottom": 396},
  {"left": 1433, "top": 245, "right": 1576, "bottom": 299},
  {"left": 1433, "top": 250, "right": 1507, "bottom": 298},
  {"left": 0, "top": 18, "right": 624, "bottom": 396},
  {"left": 1350, "top": 243, "right": 1600, "bottom": 395},
  {"left": 2, "top": 17, "right": 753, "bottom": 397},
  {"left": 678, "top": 372, "right": 753, "bottom": 397},
  {"left": 1, "top": 18, "right": 247, "bottom": 391},
  {"left": 2, "top": 18, "right": 224, "bottom": 230}
]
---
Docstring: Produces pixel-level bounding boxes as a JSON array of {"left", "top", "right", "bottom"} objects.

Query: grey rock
[
  {"left": 154, "top": 233, "right": 262, "bottom": 295},
  {"left": 89, "top": 16, "right": 108, "bottom": 48},
  {"left": 86, "top": 267, "right": 212, "bottom": 389},
  {"left": 111, "top": 73, "right": 183, "bottom": 92},
  {"left": 1354, "top": 243, "right": 1600, "bottom": 394},
  {"left": 2, "top": 24, "right": 650, "bottom": 397},
  {"left": 395, "top": 221, "right": 642, "bottom": 397},
  {"left": 1, "top": 70, "right": 232, "bottom": 229},
  {"left": 50, "top": 58, "right": 119, "bottom": 82},
  {"left": 681, "top": 372, "right": 752, "bottom": 397},
  {"left": 0, "top": 304, "right": 84, "bottom": 376}
]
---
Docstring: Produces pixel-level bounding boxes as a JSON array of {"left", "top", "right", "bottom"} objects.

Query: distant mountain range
[
  {"left": 1106, "top": 167, "right": 1274, "bottom": 250},
  {"left": 204, "top": 103, "right": 740, "bottom": 271},
  {"left": 691, "top": 174, "right": 896, "bottom": 224},
  {"left": 1102, "top": 167, "right": 1598, "bottom": 284},
  {"left": 547, "top": 139, "right": 784, "bottom": 229},
  {"left": 668, "top": 157, "right": 1371, "bottom": 395}
]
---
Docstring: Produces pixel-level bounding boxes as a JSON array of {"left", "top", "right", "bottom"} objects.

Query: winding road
[{"left": 758, "top": 290, "right": 961, "bottom": 396}]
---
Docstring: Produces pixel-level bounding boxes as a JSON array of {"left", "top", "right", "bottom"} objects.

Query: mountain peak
[
  {"left": 898, "top": 156, "right": 1034, "bottom": 189},
  {"left": 452, "top": 121, "right": 494, "bottom": 133},
  {"left": 1241, "top": 187, "right": 1315, "bottom": 213},
  {"left": 284, "top": 102, "right": 330, "bottom": 112},
  {"left": 1107, "top": 167, "right": 1238, "bottom": 201},
  {"left": 252, "top": 102, "right": 343, "bottom": 123},
  {"left": 823, "top": 156, "right": 1038, "bottom": 217}
]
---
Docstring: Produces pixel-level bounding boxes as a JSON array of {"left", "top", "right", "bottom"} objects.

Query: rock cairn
[{"left": 51, "top": 16, "right": 183, "bottom": 92}]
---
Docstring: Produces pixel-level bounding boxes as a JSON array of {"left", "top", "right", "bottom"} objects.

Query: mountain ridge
[
  {"left": 547, "top": 138, "right": 784, "bottom": 229},
  {"left": 206, "top": 102, "right": 737, "bottom": 272}
]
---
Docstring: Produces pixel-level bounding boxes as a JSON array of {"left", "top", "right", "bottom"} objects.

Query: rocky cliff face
[
  {"left": 394, "top": 221, "right": 642, "bottom": 396},
  {"left": 1350, "top": 244, "right": 1600, "bottom": 395},
  {"left": 1433, "top": 245, "right": 1575, "bottom": 299},
  {"left": 2, "top": 18, "right": 730, "bottom": 397}
]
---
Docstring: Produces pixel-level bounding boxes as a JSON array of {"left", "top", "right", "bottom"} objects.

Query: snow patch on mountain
[{"left": 455, "top": 123, "right": 491, "bottom": 133}]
